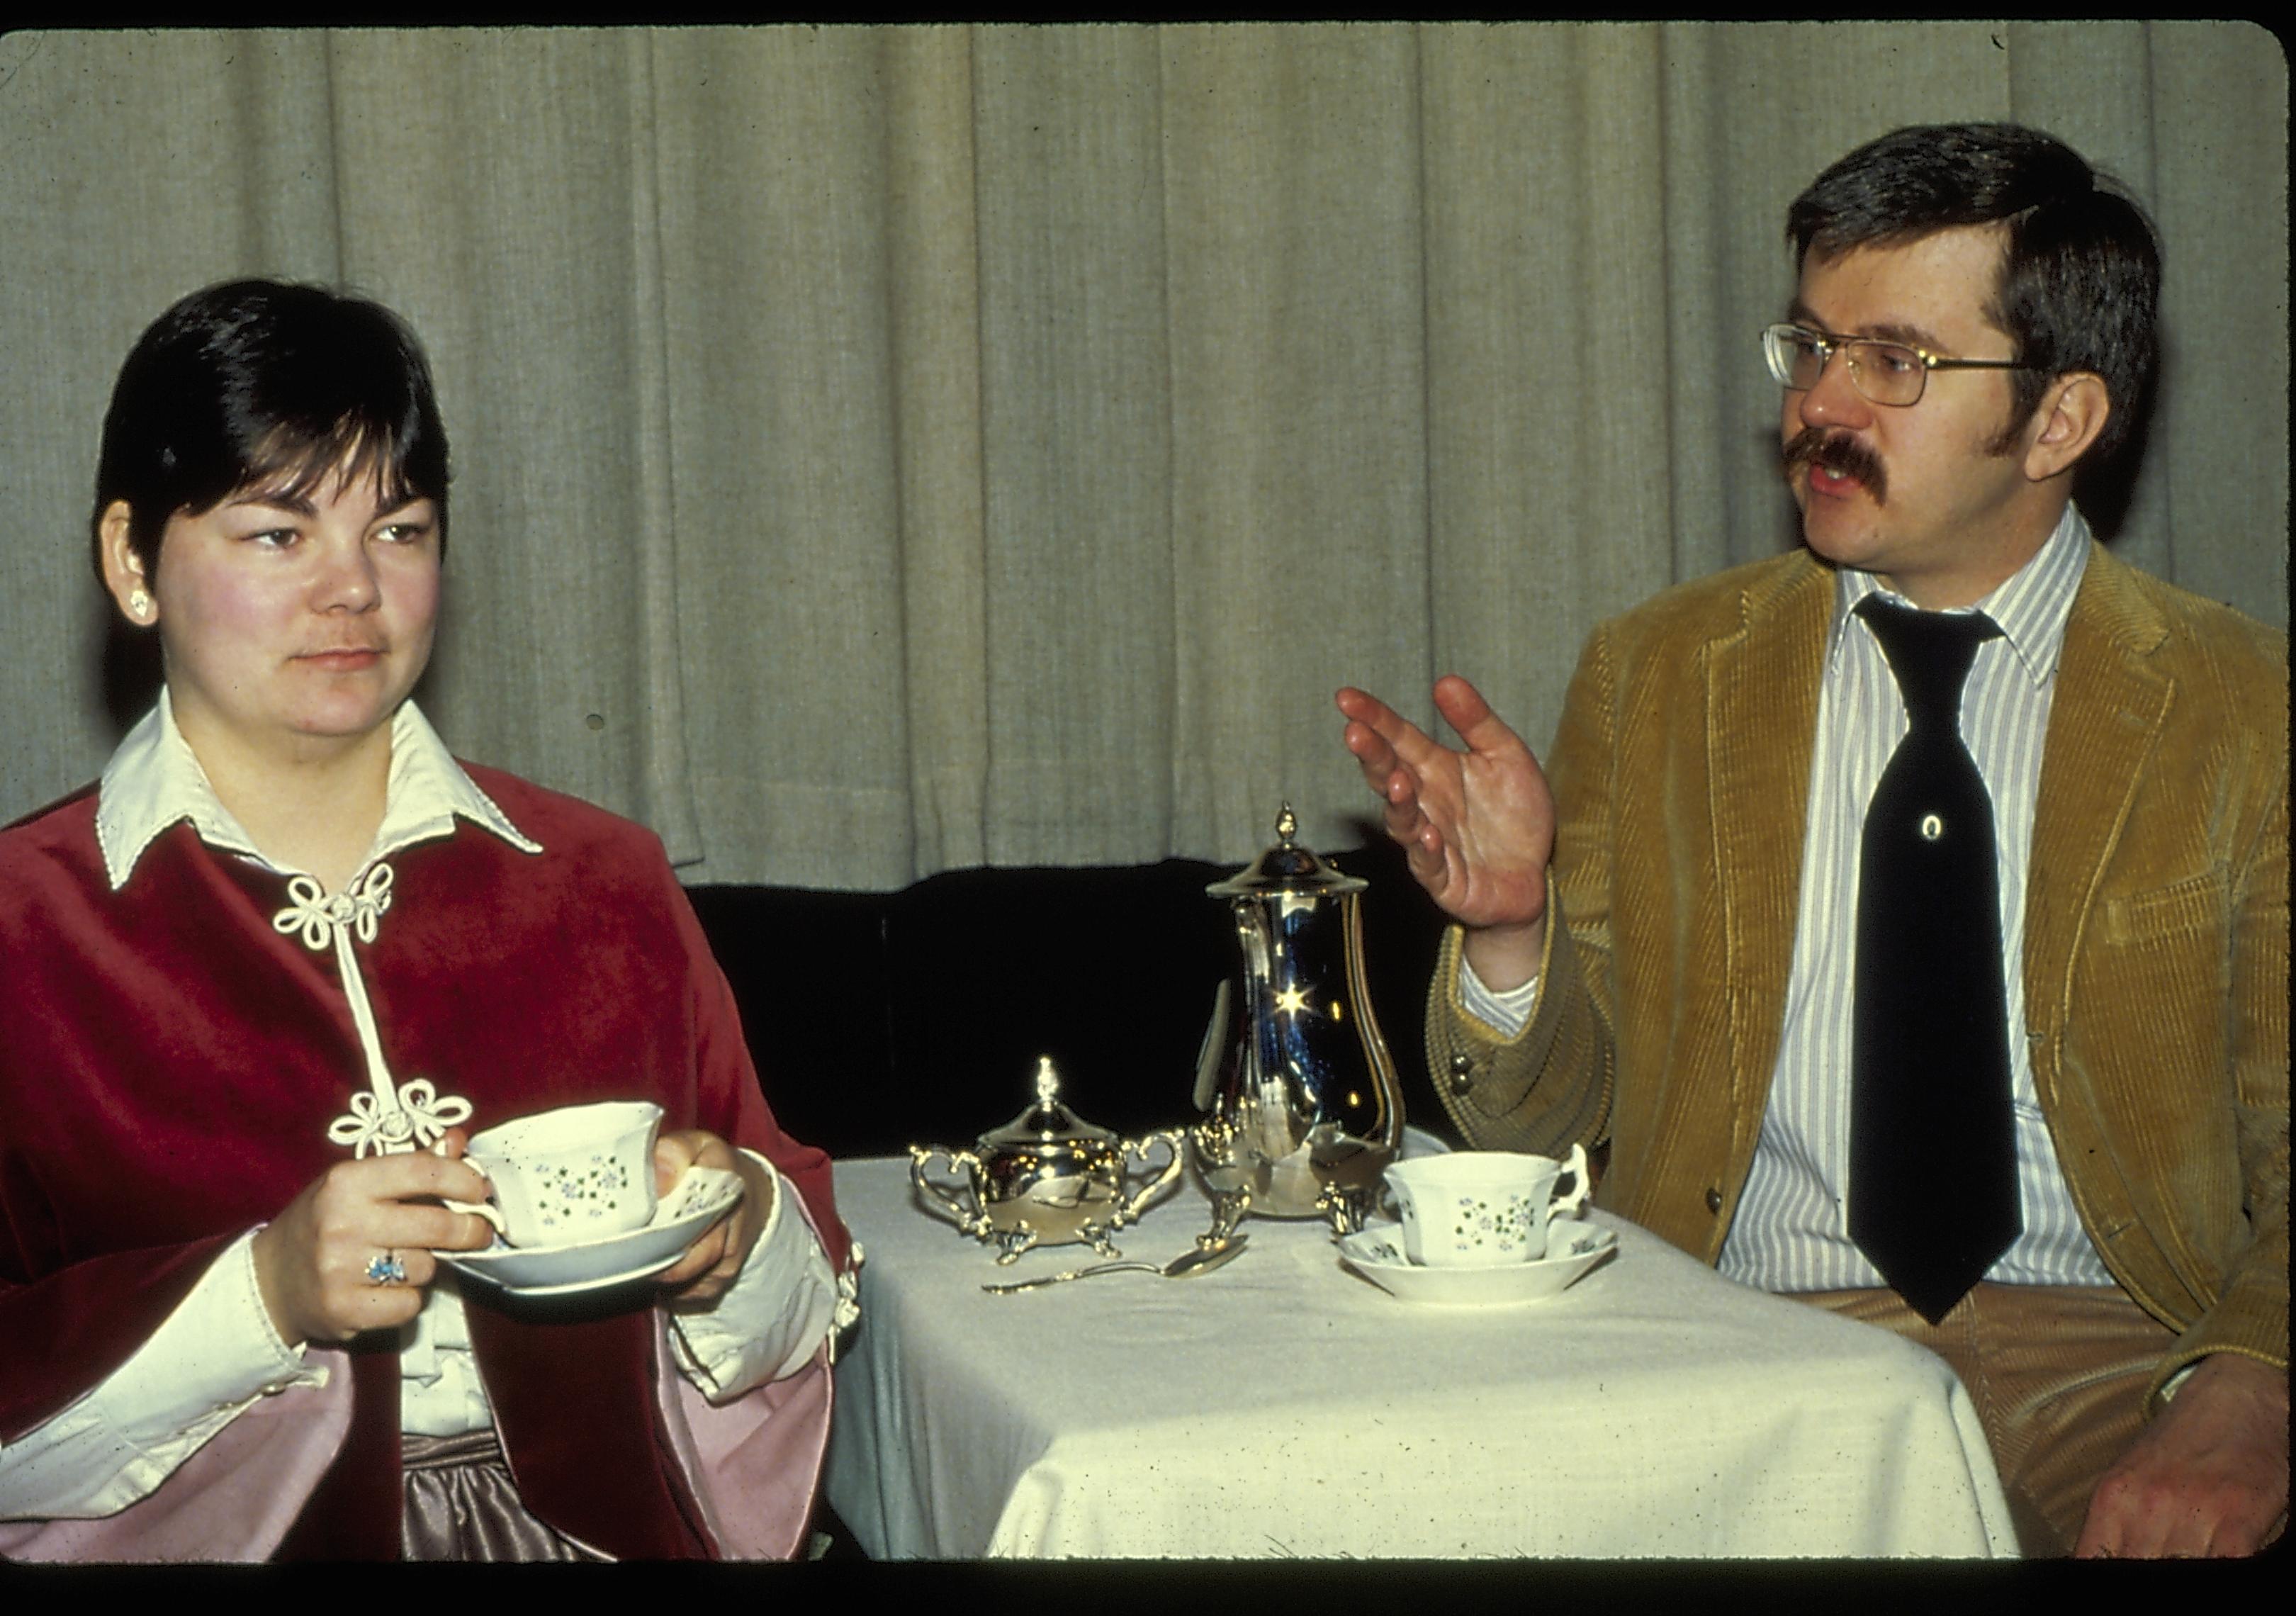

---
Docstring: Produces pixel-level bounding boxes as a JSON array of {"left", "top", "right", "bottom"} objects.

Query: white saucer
[
  {"left": 439, "top": 1166, "right": 745, "bottom": 1297},
  {"left": 1338, "top": 1218, "right": 1616, "bottom": 1307}
]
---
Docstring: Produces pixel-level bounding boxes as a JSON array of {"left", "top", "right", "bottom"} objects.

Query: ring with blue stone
[{"left": 366, "top": 1250, "right": 408, "bottom": 1286}]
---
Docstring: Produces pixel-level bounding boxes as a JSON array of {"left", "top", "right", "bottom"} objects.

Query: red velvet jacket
[{"left": 0, "top": 767, "right": 850, "bottom": 1559}]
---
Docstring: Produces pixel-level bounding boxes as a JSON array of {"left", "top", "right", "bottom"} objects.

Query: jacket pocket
[{"left": 2099, "top": 868, "right": 2229, "bottom": 946}]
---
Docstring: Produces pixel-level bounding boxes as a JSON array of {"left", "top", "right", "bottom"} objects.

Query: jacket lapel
[
  {"left": 2023, "top": 546, "right": 2173, "bottom": 1102},
  {"left": 1705, "top": 556, "right": 1832, "bottom": 1135}
]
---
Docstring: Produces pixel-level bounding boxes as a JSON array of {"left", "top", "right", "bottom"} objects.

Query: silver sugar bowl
[
  {"left": 1190, "top": 804, "right": 1405, "bottom": 1239},
  {"left": 911, "top": 1056, "right": 1186, "bottom": 1263}
]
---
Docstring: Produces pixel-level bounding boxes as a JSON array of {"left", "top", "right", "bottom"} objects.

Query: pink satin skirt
[{"left": 400, "top": 1429, "right": 605, "bottom": 1562}]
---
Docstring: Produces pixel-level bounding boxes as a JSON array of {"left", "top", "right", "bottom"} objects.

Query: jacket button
[
  {"left": 1447, "top": 1053, "right": 1475, "bottom": 1096},
  {"left": 1705, "top": 1188, "right": 1723, "bottom": 1214}
]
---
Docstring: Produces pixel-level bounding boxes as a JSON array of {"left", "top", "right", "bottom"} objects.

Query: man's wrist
[{"left": 1461, "top": 914, "right": 1547, "bottom": 994}]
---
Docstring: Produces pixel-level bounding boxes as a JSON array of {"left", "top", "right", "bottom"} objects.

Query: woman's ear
[{"left": 99, "top": 501, "right": 157, "bottom": 626}]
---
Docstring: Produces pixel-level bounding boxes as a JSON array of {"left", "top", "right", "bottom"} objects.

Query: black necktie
[{"left": 1850, "top": 597, "right": 2020, "bottom": 1325}]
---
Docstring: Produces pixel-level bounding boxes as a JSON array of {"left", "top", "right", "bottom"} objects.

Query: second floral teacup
[{"left": 1384, "top": 1143, "right": 1591, "bottom": 1267}]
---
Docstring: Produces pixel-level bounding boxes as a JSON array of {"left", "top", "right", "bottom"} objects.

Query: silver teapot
[
  {"left": 1190, "top": 805, "right": 1404, "bottom": 1238},
  {"left": 911, "top": 1056, "right": 1186, "bottom": 1263}
]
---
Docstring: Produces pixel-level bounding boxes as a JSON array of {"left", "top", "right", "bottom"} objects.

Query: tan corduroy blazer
[{"left": 1429, "top": 541, "right": 2289, "bottom": 1401}]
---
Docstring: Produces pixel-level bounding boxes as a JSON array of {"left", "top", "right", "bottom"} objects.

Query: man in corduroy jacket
[{"left": 1339, "top": 123, "right": 2286, "bottom": 1558}]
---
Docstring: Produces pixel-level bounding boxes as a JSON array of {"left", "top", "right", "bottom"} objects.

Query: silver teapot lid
[
  {"left": 979, "top": 1055, "right": 1117, "bottom": 1149},
  {"left": 1206, "top": 804, "right": 1367, "bottom": 897}
]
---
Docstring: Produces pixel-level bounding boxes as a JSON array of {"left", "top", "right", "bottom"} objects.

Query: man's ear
[{"left": 2022, "top": 372, "right": 2110, "bottom": 483}]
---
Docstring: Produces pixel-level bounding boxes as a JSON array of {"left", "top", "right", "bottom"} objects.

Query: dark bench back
[{"left": 688, "top": 836, "right": 1453, "bottom": 1162}]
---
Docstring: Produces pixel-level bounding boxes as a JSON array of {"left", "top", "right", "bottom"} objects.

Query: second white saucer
[{"left": 1338, "top": 1218, "right": 1616, "bottom": 1307}]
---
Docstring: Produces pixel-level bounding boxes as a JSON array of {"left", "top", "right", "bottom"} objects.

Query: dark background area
[{"left": 687, "top": 829, "right": 1458, "bottom": 1161}]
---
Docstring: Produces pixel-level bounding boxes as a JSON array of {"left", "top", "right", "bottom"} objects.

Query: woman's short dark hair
[
  {"left": 91, "top": 279, "right": 451, "bottom": 587},
  {"left": 1786, "top": 123, "right": 2161, "bottom": 468}
]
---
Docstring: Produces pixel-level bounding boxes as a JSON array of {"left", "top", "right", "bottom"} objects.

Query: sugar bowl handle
[
  {"left": 908, "top": 1145, "right": 993, "bottom": 1240},
  {"left": 1112, "top": 1128, "right": 1186, "bottom": 1228}
]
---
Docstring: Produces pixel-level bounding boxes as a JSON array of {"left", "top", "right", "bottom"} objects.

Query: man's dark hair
[
  {"left": 1786, "top": 123, "right": 2160, "bottom": 468},
  {"left": 92, "top": 279, "right": 451, "bottom": 587}
]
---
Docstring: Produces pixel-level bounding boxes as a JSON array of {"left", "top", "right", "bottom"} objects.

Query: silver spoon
[{"left": 982, "top": 1235, "right": 1249, "bottom": 1295}]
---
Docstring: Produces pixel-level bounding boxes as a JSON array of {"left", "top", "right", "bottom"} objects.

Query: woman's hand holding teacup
[
  {"left": 650, "top": 1128, "right": 774, "bottom": 1308},
  {"left": 250, "top": 1128, "right": 498, "bottom": 1347}
]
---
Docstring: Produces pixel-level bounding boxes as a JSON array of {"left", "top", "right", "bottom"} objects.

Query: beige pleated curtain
[{"left": 1, "top": 23, "right": 2285, "bottom": 889}]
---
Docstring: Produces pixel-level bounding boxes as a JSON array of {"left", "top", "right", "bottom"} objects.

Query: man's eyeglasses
[{"left": 1762, "top": 322, "right": 2035, "bottom": 408}]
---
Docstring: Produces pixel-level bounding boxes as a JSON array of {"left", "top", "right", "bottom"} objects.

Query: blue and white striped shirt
[
  {"left": 1467, "top": 503, "right": 2115, "bottom": 1291},
  {"left": 1722, "top": 504, "right": 2112, "bottom": 1291}
]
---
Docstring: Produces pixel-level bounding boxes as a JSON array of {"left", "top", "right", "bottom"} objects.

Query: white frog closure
[{"left": 273, "top": 863, "right": 473, "bottom": 1157}]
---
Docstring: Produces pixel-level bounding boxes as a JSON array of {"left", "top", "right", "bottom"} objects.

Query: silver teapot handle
[
  {"left": 1191, "top": 980, "right": 1231, "bottom": 1113},
  {"left": 908, "top": 1145, "right": 992, "bottom": 1240},
  {"left": 1110, "top": 1128, "right": 1186, "bottom": 1228}
]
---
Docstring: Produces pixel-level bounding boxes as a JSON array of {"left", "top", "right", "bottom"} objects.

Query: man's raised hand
[{"left": 1336, "top": 675, "right": 1554, "bottom": 989}]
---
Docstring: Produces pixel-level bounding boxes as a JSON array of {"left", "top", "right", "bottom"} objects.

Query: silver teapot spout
[{"left": 1190, "top": 804, "right": 1403, "bottom": 1238}]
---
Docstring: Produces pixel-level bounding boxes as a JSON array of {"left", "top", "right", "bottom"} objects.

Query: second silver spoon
[{"left": 982, "top": 1235, "right": 1248, "bottom": 1295}]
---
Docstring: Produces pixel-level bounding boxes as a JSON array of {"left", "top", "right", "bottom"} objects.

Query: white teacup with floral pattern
[
  {"left": 1384, "top": 1144, "right": 1591, "bottom": 1267},
  {"left": 449, "top": 1101, "right": 664, "bottom": 1248}
]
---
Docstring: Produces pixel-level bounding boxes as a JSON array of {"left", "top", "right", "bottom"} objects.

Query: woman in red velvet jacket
[{"left": 0, "top": 281, "right": 855, "bottom": 1561}]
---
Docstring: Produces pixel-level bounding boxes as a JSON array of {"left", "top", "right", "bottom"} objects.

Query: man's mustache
[{"left": 1782, "top": 428, "right": 1887, "bottom": 505}]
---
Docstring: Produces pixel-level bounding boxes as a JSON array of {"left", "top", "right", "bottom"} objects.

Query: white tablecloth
[{"left": 823, "top": 1155, "right": 2018, "bottom": 1559}]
